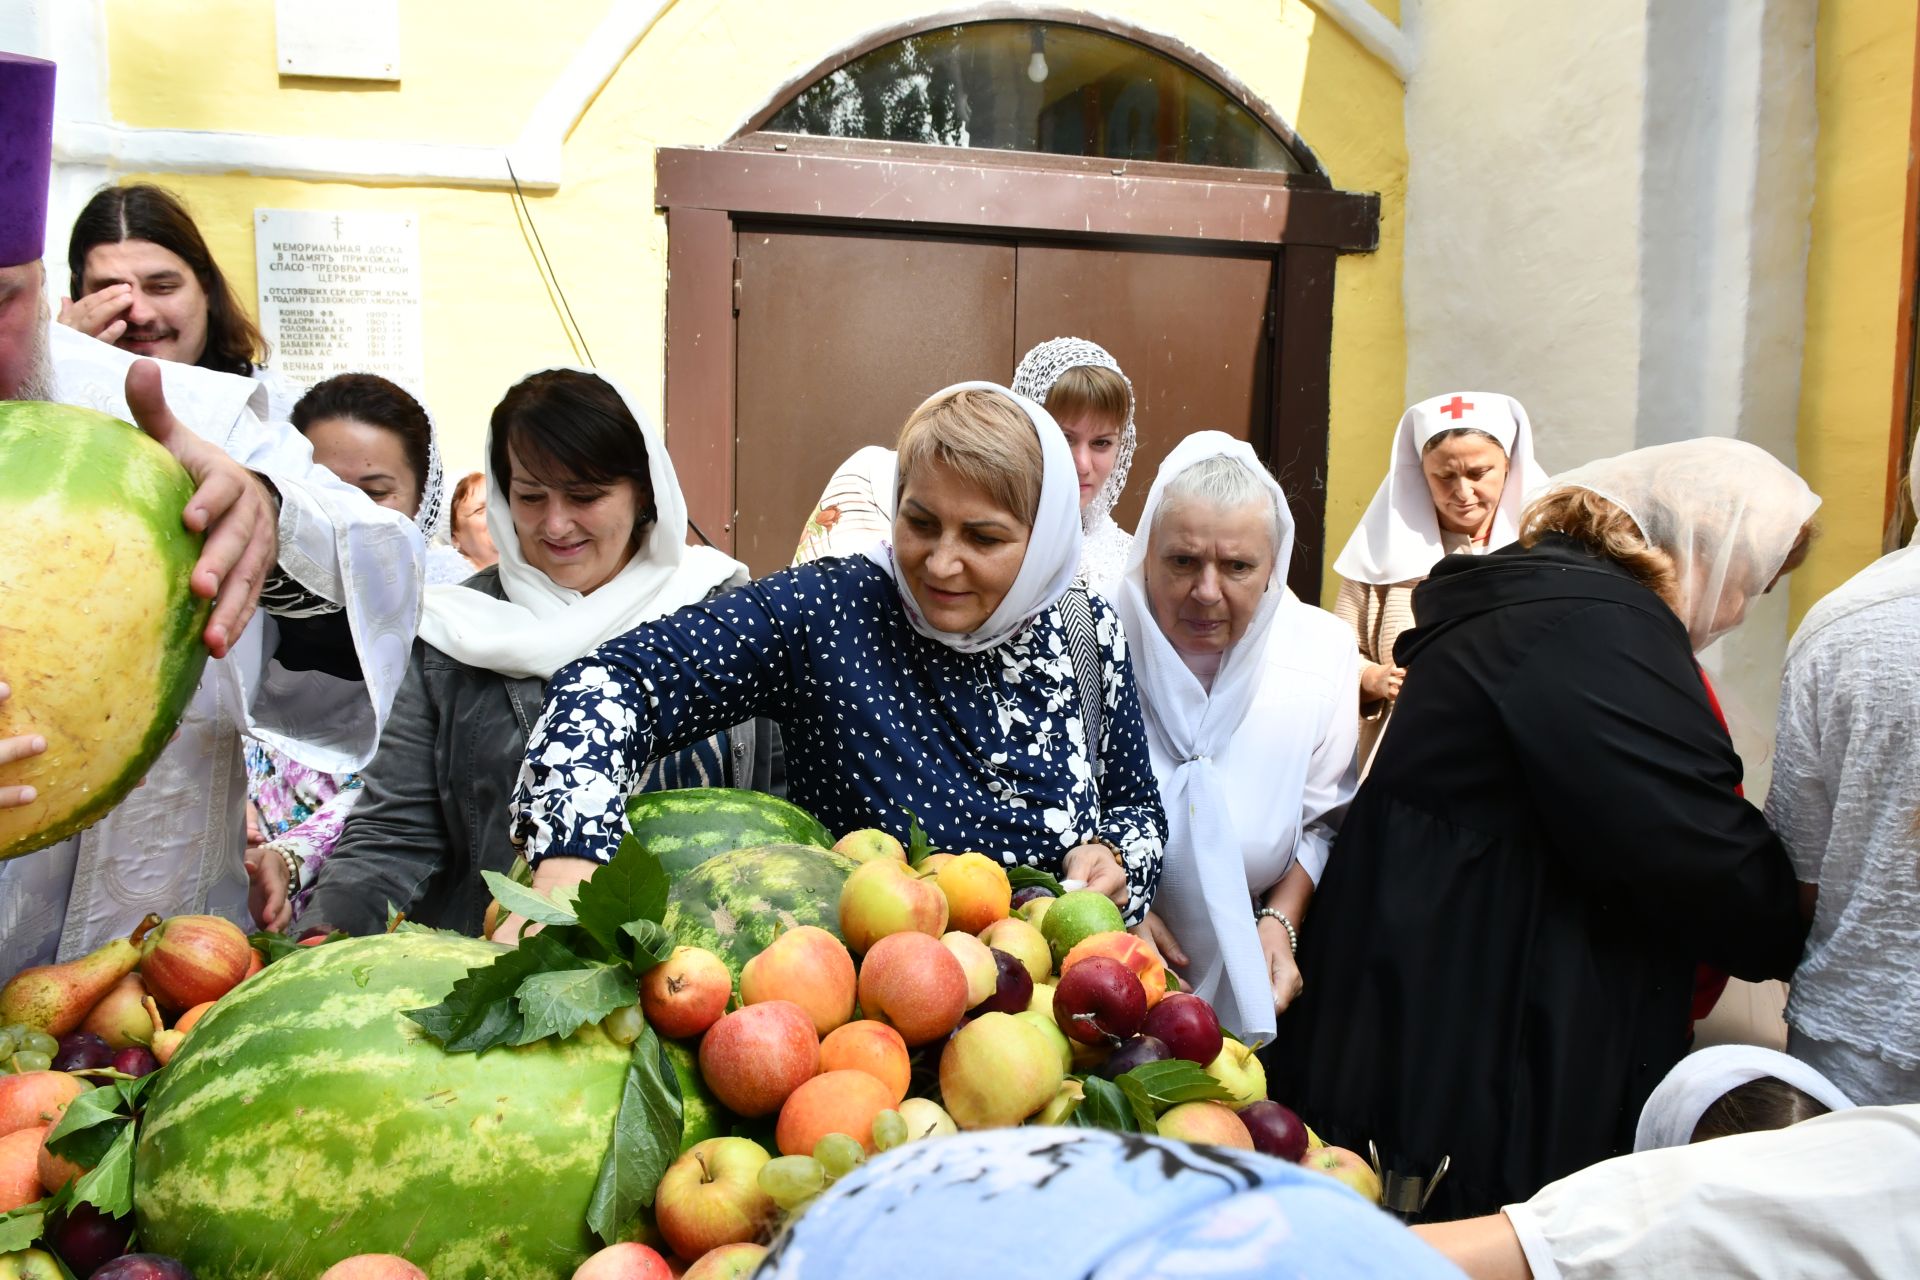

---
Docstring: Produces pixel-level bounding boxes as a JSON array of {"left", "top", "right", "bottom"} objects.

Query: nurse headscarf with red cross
[{"left": 1333, "top": 391, "right": 1550, "bottom": 586}]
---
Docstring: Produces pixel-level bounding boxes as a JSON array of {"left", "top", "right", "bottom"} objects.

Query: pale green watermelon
[
  {"left": 0, "top": 401, "right": 209, "bottom": 860},
  {"left": 625, "top": 787, "right": 834, "bottom": 877},
  {"left": 662, "top": 843, "right": 859, "bottom": 981},
  {"left": 133, "top": 933, "right": 637, "bottom": 1279}
]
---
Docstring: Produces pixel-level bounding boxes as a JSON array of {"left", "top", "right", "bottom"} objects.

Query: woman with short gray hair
[{"left": 1113, "top": 432, "right": 1358, "bottom": 1045}]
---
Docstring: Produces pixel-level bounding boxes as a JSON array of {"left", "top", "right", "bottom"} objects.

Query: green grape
[
  {"left": 10, "top": 1051, "right": 51, "bottom": 1074},
  {"left": 812, "top": 1132, "right": 865, "bottom": 1179},
  {"left": 871, "top": 1109, "right": 908, "bottom": 1152},
  {"left": 759, "top": 1155, "right": 827, "bottom": 1210},
  {"left": 600, "top": 1003, "right": 645, "bottom": 1046},
  {"left": 20, "top": 1030, "right": 58, "bottom": 1058},
  {"left": 0, "top": 1024, "right": 28, "bottom": 1045},
  {"left": 0, "top": 1028, "right": 19, "bottom": 1060}
]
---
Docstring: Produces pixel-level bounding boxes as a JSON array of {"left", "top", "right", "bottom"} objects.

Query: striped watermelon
[
  {"left": 662, "top": 1036, "right": 728, "bottom": 1150},
  {"left": 133, "top": 932, "right": 636, "bottom": 1279},
  {"left": 663, "top": 843, "right": 859, "bottom": 981},
  {"left": 626, "top": 787, "right": 834, "bottom": 877},
  {"left": 0, "top": 401, "right": 209, "bottom": 860}
]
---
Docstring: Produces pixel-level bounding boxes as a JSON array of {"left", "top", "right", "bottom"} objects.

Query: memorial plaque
[{"left": 254, "top": 208, "right": 424, "bottom": 395}]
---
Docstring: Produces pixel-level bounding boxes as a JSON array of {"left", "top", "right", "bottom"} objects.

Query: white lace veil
[
  {"left": 1010, "top": 337, "right": 1136, "bottom": 533},
  {"left": 1546, "top": 438, "right": 1821, "bottom": 651}
]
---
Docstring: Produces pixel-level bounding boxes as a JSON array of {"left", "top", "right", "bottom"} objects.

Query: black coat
[{"left": 1266, "top": 535, "right": 1808, "bottom": 1219}]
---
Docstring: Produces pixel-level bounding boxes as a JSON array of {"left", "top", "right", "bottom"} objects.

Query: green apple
[
  {"left": 832, "top": 829, "right": 907, "bottom": 864},
  {"left": 1202, "top": 1035, "right": 1267, "bottom": 1106},
  {"left": 897, "top": 1096, "right": 958, "bottom": 1141},
  {"left": 937, "top": 1012, "right": 1064, "bottom": 1129},
  {"left": 0, "top": 1250, "right": 62, "bottom": 1280},
  {"left": 652, "top": 1137, "right": 776, "bottom": 1262},
  {"left": 1013, "top": 1010, "right": 1073, "bottom": 1074}
]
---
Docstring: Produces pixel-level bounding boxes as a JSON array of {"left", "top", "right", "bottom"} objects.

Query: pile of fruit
[{"left": 0, "top": 912, "right": 265, "bottom": 1276}]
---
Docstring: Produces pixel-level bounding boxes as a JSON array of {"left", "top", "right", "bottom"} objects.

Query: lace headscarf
[
  {"left": 1012, "top": 338, "right": 1137, "bottom": 595},
  {"left": 1547, "top": 437, "right": 1821, "bottom": 652}
]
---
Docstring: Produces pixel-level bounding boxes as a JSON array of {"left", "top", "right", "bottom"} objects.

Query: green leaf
[
  {"left": 483, "top": 870, "right": 581, "bottom": 927},
  {"left": 903, "top": 809, "right": 936, "bottom": 865},
  {"left": 1115, "top": 1074, "right": 1160, "bottom": 1131},
  {"left": 1066, "top": 1074, "right": 1139, "bottom": 1133},
  {"left": 70, "top": 1122, "right": 135, "bottom": 1219},
  {"left": 574, "top": 837, "right": 670, "bottom": 960},
  {"left": 587, "top": 1026, "right": 684, "bottom": 1244},
  {"left": 1115, "top": 1059, "right": 1234, "bottom": 1111},
  {"left": 404, "top": 931, "right": 586, "bottom": 1052},
  {"left": 112, "top": 1070, "right": 157, "bottom": 1112},
  {"left": 248, "top": 930, "right": 307, "bottom": 963},
  {"left": 0, "top": 1201, "right": 47, "bottom": 1252},
  {"left": 622, "top": 919, "right": 674, "bottom": 969},
  {"left": 514, "top": 963, "right": 636, "bottom": 1044},
  {"left": 1007, "top": 865, "right": 1065, "bottom": 897},
  {"left": 46, "top": 1086, "right": 130, "bottom": 1169}
]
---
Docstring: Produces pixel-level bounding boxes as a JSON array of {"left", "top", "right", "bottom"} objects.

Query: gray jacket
[{"left": 301, "top": 568, "right": 776, "bottom": 936}]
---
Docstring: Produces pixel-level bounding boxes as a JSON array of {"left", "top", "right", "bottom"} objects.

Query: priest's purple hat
[{"left": 0, "top": 52, "right": 55, "bottom": 268}]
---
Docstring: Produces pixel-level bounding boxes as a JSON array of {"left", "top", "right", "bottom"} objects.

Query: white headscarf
[
  {"left": 1545, "top": 438, "right": 1821, "bottom": 652},
  {"left": 1010, "top": 337, "right": 1138, "bottom": 535},
  {"left": 417, "top": 367, "right": 748, "bottom": 679},
  {"left": 863, "top": 381, "right": 1082, "bottom": 654},
  {"left": 1112, "top": 432, "right": 1294, "bottom": 1044},
  {"left": 1333, "top": 391, "right": 1548, "bottom": 585},
  {"left": 1634, "top": 1045, "right": 1854, "bottom": 1152}
]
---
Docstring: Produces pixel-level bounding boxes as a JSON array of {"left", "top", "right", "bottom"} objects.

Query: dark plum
[
  {"left": 1096, "top": 1034, "right": 1171, "bottom": 1079},
  {"left": 52, "top": 1031, "right": 115, "bottom": 1072},
  {"left": 1238, "top": 1100, "right": 1311, "bottom": 1162},
  {"left": 89, "top": 1256, "right": 194, "bottom": 1280},
  {"left": 972, "top": 948, "right": 1035, "bottom": 1016},
  {"left": 1009, "top": 886, "right": 1055, "bottom": 911},
  {"left": 47, "top": 1202, "right": 133, "bottom": 1275},
  {"left": 1141, "top": 993, "right": 1224, "bottom": 1066},
  {"left": 111, "top": 1045, "right": 160, "bottom": 1078},
  {"left": 1051, "top": 956, "right": 1147, "bottom": 1045}
]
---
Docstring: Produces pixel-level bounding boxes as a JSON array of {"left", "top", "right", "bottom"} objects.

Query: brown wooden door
[
  {"left": 732, "top": 226, "right": 1014, "bottom": 572},
  {"left": 730, "top": 224, "right": 1302, "bottom": 589}
]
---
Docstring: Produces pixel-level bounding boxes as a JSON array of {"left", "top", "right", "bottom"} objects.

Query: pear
[
  {"left": 78, "top": 973, "right": 154, "bottom": 1049},
  {"left": 0, "top": 915, "right": 160, "bottom": 1038},
  {"left": 144, "top": 997, "right": 186, "bottom": 1068}
]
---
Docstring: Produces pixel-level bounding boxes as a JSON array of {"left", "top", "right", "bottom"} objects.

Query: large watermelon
[
  {"left": 663, "top": 843, "right": 859, "bottom": 980},
  {"left": 134, "top": 932, "right": 637, "bottom": 1279},
  {"left": 626, "top": 787, "right": 834, "bottom": 876},
  {"left": 0, "top": 401, "right": 209, "bottom": 860}
]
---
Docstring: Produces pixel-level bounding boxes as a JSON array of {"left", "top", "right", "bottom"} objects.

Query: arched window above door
[{"left": 759, "top": 19, "right": 1311, "bottom": 174}]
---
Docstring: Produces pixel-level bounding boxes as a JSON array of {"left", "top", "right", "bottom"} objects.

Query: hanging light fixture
[{"left": 1027, "top": 27, "right": 1049, "bottom": 83}]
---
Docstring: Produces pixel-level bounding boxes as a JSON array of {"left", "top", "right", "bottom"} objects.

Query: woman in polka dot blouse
[{"left": 508, "top": 382, "right": 1168, "bottom": 924}]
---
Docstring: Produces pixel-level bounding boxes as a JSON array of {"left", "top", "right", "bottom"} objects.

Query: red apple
[
  {"left": 1051, "top": 956, "right": 1146, "bottom": 1045},
  {"left": 1238, "top": 1100, "right": 1309, "bottom": 1162},
  {"left": 740, "top": 927, "right": 856, "bottom": 1036},
  {"left": 1141, "top": 993, "right": 1223, "bottom": 1066},
  {"left": 0, "top": 1072, "right": 87, "bottom": 1141},
  {"left": 854, "top": 932, "right": 968, "bottom": 1046},
  {"left": 641, "top": 946, "right": 732, "bottom": 1040},
  {"left": 940, "top": 931, "right": 999, "bottom": 1008},
  {"left": 316, "top": 1256, "right": 429, "bottom": 1279},
  {"left": 680, "top": 1243, "right": 767, "bottom": 1280},
  {"left": 1300, "top": 1145, "right": 1383, "bottom": 1203},
  {"left": 653, "top": 1138, "right": 777, "bottom": 1261},
  {"left": 570, "top": 1241, "right": 673, "bottom": 1280},
  {"left": 138, "top": 914, "right": 253, "bottom": 1013},
  {"left": 775, "top": 1068, "right": 896, "bottom": 1155},
  {"left": 1155, "top": 1101, "right": 1254, "bottom": 1149},
  {"left": 838, "top": 859, "right": 948, "bottom": 953},
  {"left": 697, "top": 1001, "right": 819, "bottom": 1117}
]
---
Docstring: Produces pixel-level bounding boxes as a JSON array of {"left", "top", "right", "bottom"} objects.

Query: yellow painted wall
[
  {"left": 102, "top": 0, "right": 1407, "bottom": 592},
  {"left": 1793, "top": 0, "right": 1916, "bottom": 618}
]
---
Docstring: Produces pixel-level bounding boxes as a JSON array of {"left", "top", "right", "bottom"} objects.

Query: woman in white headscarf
[
  {"left": 1114, "top": 433, "right": 1358, "bottom": 1044},
  {"left": 793, "top": 338, "right": 1138, "bottom": 596},
  {"left": 1768, "top": 444, "right": 1920, "bottom": 1106},
  {"left": 294, "top": 368, "right": 778, "bottom": 937},
  {"left": 510, "top": 383, "right": 1167, "bottom": 927},
  {"left": 1272, "top": 437, "right": 1819, "bottom": 1222},
  {"left": 1332, "top": 392, "right": 1548, "bottom": 765}
]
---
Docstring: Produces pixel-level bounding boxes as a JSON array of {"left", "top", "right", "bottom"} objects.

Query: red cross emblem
[{"left": 1440, "top": 395, "right": 1474, "bottom": 420}]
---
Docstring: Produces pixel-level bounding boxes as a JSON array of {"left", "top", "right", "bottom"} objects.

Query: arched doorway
[{"left": 658, "top": 12, "right": 1378, "bottom": 595}]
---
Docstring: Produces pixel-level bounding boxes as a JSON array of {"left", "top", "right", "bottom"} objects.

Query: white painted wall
[{"left": 1401, "top": 0, "right": 1819, "bottom": 794}]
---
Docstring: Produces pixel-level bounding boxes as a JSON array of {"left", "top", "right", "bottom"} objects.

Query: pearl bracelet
[
  {"left": 275, "top": 844, "right": 302, "bottom": 895},
  {"left": 1254, "top": 907, "right": 1298, "bottom": 955}
]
